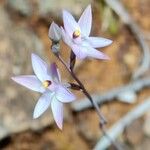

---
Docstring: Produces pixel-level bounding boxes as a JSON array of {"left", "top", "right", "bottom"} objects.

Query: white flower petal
[
  {"left": 71, "top": 44, "right": 87, "bottom": 59},
  {"left": 63, "top": 10, "right": 80, "bottom": 38},
  {"left": 33, "top": 92, "right": 54, "bottom": 119},
  {"left": 56, "top": 85, "right": 76, "bottom": 103},
  {"left": 88, "top": 37, "right": 112, "bottom": 48},
  {"left": 12, "top": 75, "right": 44, "bottom": 93},
  {"left": 86, "top": 46, "right": 110, "bottom": 60},
  {"left": 31, "top": 53, "right": 52, "bottom": 82},
  {"left": 61, "top": 27, "right": 72, "bottom": 46},
  {"left": 78, "top": 5, "right": 92, "bottom": 36},
  {"left": 51, "top": 98, "right": 63, "bottom": 130},
  {"left": 50, "top": 63, "right": 61, "bottom": 82}
]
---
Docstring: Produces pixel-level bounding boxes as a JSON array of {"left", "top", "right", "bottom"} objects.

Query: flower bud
[
  {"left": 48, "top": 22, "right": 61, "bottom": 42},
  {"left": 51, "top": 42, "right": 60, "bottom": 54}
]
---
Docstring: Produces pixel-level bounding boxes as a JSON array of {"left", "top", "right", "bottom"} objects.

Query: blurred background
[{"left": 0, "top": 0, "right": 150, "bottom": 149}]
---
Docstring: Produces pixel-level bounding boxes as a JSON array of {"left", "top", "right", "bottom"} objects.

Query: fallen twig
[
  {"left": 71, "top": 77, "right": 150, "bottom": 112},
  {"left": 104, "top": 0, "right": 150, "bottom": 79},
  {"left": 93, "top": 97, "right": 150, "bottom": 150}
]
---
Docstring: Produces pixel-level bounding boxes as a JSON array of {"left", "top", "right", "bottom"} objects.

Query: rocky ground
[{"left": 0, "top": 0, "right": 150, "bottom": 149}]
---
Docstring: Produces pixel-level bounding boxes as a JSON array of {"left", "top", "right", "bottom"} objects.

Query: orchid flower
[
  {"left": 61, "top": 5, "right": 112, "bottom": 59},
  {"left": 12, "top": 53, "right": 75, "bottom": 129}
]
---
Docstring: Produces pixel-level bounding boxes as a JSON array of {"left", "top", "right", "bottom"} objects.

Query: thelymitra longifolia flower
[
  {"left": 12, "top": 54, "right": 75, "bottom": 129},
  {"left": 61, "top": 5, "right": 112, "bottom": 59}
]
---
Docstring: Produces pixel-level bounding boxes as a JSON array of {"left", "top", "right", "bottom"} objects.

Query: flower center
[
  {"left": 73, "top": 29, "right": 81, "bottom": 38},
  {"left": 42, "top": 80, "right": 51, "bottom": 88}
]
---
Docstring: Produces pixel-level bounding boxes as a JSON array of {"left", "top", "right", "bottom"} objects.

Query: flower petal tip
[
  {"left": 62, "top": 10, "right": 69, "bottom": 18},
  {"left": 33, "top": 111, "right": 40, "bottom": 119},
  {"left": 32, "top": 53, "right": 41, "bottom": 60},
  {"left": 84, "top": 4, "right": 92, "bottom": 15},
  {"left": 57, "top": 124, "right": 63, "bottom": 130},
  {"left": 31, "top": 53, "right": 37, "bottom": 59},
  {"left": 104, "top": 55, "right": 111, "bottom": 60},
  {"left": 98, "top": 53, "right": 110, "bottom": 60},
  {"left": 11, "top": 77, "right": 15, "bottom": 81},
  {"left": 70, "top": 94, "right": 76, "bottom": 101},
  {"left": 33, "top": 114, "right": 37, "bottom": 119},
  {"left": 107, "top": 39, "right": 113, "bottom": 46},
  {"left": 33, "top": 108, "right": 41, "bottom": 119},
  {"left": 31, "top": 53, "right": 36, "bottom": 61},
  {"left": 31, "top": 53, "right": 35, "bottom": 57},
  {"left": 87, "top": 4, "right": 92, "bottom": 10},
  {"left": 11, "top": 76, "right": 19, "bottom": 83},
  {"left": 51, "top": 21, "right": 55, "bottom": 25}
]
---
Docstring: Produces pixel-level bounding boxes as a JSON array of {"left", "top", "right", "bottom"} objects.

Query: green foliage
[
  {"left": 98, "top": 0, "right": 119, "bottom": 35},
  {"left": 108, "top": 11, "right": 119, "bottom": 35},
  {"left": 102, "top": 7, "right": 119, "bottom": 35}
]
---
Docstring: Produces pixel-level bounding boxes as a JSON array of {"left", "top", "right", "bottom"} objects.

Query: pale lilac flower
[
  {"left": 12, "top": 53, "right": 75, "bottom": 129},
  {"left": 61, "top": 5, "right": 112, "bottom": 59}
]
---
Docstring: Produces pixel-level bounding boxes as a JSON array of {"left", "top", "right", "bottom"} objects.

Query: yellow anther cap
[
  {"left": 73, "top": 30, "right": 81, "bottom": 38},
  {"left": 42, "top": 80, "right": 51, "bottom": 88}
]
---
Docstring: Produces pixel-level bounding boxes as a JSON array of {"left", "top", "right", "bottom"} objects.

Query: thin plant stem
[
  {"left": 55, "top": 54, "right": 122, "bottom": 150},
  {"left": 56, "top": 54, "right": 106, "bottom": 124},
  {"left": 54, "top": 53, "right": 122, "bottom": 150}
]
